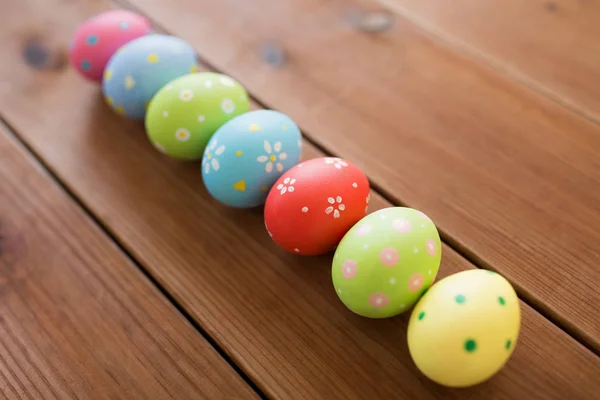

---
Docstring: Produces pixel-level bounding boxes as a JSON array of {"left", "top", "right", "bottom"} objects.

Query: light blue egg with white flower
[
  {"left": 102, "top": 34, "right": 198, "bottom": 120},
  {"left": 202, "top": 110, "right": 303, "bottom": 208}
]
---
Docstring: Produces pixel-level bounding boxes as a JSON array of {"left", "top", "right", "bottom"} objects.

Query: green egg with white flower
[
  {"left": 146, "top": 72, "right": 250, "bottom": 160},
  {"left": 332, "top": 207, "right": 442, "bottom": 318}
]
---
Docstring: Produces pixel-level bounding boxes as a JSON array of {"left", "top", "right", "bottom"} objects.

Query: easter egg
[
  {"left": 331, "top": 207, "right": 442, "bottom": 318},
  {"left": 407, "top": 269, "right": 521, "bottom": 388},
  {"left": 201, "top": 110, "right": 302, "bottom": 207},
  {"left": 264, "top": 157, "right": 369, "bottom": 255},
  {"left": 102, "top": 34, "right": 198, "bottom": 120},
  {"left": 69, "top": 10, "right": 151, "bottom": 83},
  {"left": 146, "top": 73, "right": 250, "bottom": 160}
]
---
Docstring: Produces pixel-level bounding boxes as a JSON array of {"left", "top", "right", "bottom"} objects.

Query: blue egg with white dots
[
  {"left": 102, "top": 34, "right": 198, "bottom": 120},
  {"left": 202, "top": 110, "right": 303, "bottom": 208}
]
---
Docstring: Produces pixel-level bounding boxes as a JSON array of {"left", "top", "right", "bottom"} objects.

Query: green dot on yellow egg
[
  {"left": 455, "top": 294, "right": 466, "bottom": 304},
  {"left": 498, "top": 296, "right": 506, "bottom": 306},
  {"left": 464, "top": 338, "right": 477, "bottom": 353},
  {"left": 418, "top": 311, "right": 425, "bottom": 320},
  {"left": 506, "top": 339, "right": 512, "bottom": 350}
]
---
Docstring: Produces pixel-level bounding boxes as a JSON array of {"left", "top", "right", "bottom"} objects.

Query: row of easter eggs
[
  {"left": 68, "top": 11, "right": 366, "bottom": 223},
  {"left": 69, "top": 12, "right": 302, "bottom": 207},
  {"left": 69, "top": 9, "right": 521, "bottom": 389}
]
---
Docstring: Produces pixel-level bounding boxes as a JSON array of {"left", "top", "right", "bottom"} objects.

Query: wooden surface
[
  {"left": 0, "top": 129, "right": 257, "bottom": 399},
  {"left": 1, "top": 0, "right": 599, "bottom": 398},
  {"left": 378, "top": 0, "right": 600, "bottom": 121},
  {"left": 4, "top": 85, "right": 600, "bottom": 400},
  {"left": 1, "top": 1, "right": 600, "bottom": 398},
  {"left": 126, "top": 0, "right": 600, "bottom": 349}
]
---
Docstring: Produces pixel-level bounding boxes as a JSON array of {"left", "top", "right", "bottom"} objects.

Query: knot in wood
[
  {"left": 22, "top": 37, "right": 66, "bottom": 71},
  {"left": 544, "top": 2, "right": 558, "bottom": 12},
  {"left": 259, "top": 41, "right": 286, "bottom": 68}
]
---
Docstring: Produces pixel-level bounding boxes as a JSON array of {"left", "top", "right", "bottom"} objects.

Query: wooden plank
[
  {"left": 1, "top": 2, "right": 600, "bottom": 398},
  {"left": 124, "top": 0, "right": 600, "bottom": 349},
  {"left": 377, "top": 0, "right": 600, "bottom": 121},
  {"left": 0, "top": 129, "right": 258, "bottom": 399}
]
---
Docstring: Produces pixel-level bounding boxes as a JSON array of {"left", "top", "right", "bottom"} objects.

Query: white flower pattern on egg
[
  {"left": 203, "top": 139, "right": 225, "bottom": 174},
  {"left": 221, "top": 98, "right": 235, "bottom": 114},
  {"left": 175, "top": 128, "right": 191, "bottom": 142},
  {"left": 325, "top": 196, "right": 345, "bottom": 219},
  {"left": 277, "top": 177, "right": 296, "bottom": 195},
  {"left": 179, "top": 89, "right": 194, "bottom": 101},
  {"left": 324, "top": 157, "right": 348, "bottom": 169},
  {"left": 256, "top": 140, "right": 288, "bottom": 173}
]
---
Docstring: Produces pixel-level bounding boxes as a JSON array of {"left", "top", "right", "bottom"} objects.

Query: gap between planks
[
  {"left": 114, "top": 0, "right": 600, "bottom": 356},
  {"left": 0, "top": 117, "right": 270, "bottom": 400},
  {"left": 374, "top": 0, "right": 600, "bottom": 129}
]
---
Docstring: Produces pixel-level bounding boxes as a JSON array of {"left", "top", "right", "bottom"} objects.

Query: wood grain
[
  {"left": 1, "top": 1, "right": 599, "bottom": 398},
  {"left": 124, "top": 0, "right": 600, "bottom": 349},
  {"left": 377, "top": 0, "right": 600, "bottom": 121},
  {"left": 0, "top": 129, "right": 257, "bottom": 399}
]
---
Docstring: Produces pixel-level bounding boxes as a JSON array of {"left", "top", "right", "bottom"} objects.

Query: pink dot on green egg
[
  {"left": 426, "top": 238, "right": 437, "bottom": 256},
  {"left": 369, "top": 293, "right": 389, "bottom": 308},
  {"left": 408, "top": 273, "right": 424, "bottom": 292},
  {"left": 379, "top": 248, "right": 399, "bottom": 267},
  {"left": 355, "top": 224, "right": 371, "bottom": 237},
  {"left": 392, "top": 218, "right": 412, "bottom": 233},
  {"left": 342, "top": 260, "right": 358, "bottom": 279}
]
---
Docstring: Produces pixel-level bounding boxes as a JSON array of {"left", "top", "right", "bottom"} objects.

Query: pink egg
[{"left": 68, "top": 10, "right": 151, "bottom": 83}]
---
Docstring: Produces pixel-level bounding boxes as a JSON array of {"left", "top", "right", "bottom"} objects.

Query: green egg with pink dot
[
  {"left": 146, "top": 72, "right": 250, "bottom": 160},
  {"left": 332, "top": 207, "right": 442, "bottom": 318}
]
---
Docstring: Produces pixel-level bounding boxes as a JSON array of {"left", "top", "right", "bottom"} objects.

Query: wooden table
[{"left": 1, "top": 0, "right": 599, "bottom": 398}]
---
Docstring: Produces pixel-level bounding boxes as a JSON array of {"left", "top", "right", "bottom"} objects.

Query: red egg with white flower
[{"left": 264, "top": 157, "right": 370, "bottom": 255}]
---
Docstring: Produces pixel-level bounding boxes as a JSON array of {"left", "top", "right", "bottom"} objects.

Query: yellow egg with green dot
[{"left": 407, "top": 269, "right": 521, "bottom": 388}]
